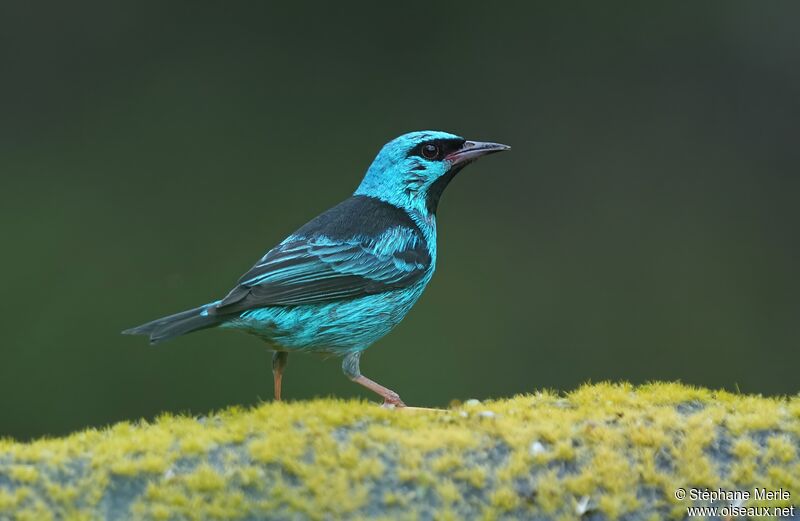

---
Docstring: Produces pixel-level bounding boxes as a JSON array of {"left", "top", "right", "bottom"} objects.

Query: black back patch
[{"left": 295, "top": 195, "right": 424, "bottom": 240}]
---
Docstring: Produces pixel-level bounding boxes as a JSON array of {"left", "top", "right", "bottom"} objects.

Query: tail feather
[{"left": 122, "top": 304, "right": 222, "bottom": 344}]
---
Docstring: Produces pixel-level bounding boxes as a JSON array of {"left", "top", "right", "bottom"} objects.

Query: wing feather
[{"left": 214, "top": 225, "right": 430, "bottom": 314}]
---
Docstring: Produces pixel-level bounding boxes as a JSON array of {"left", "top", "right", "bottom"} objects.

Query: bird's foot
[
  {"left": 347, "top": 372, "right": 407, "bottom": 408},
  {"left": 381, "top": 392, "right": 406, "bottom": 409}
]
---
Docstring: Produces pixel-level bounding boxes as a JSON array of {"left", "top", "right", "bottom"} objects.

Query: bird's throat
[{"left": 425, "top": 165, "right": 465, "bottom": 215}]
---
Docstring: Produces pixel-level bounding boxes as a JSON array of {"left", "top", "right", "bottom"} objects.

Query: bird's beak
[{"left": 446, "top": 140, "right": 511, "bottom": 166}]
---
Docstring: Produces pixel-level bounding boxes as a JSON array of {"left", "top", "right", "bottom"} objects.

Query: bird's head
[{"left": 355, "top": 131, "right": 510, "bottom": 215}]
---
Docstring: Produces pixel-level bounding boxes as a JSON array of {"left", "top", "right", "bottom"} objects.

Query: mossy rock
[{"left": 1, "top": 382, "right": 799, "bottom": 520}]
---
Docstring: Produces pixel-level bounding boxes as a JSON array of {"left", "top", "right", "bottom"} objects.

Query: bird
[{"left": 123, "top": 131, "right": 509, "bottom": 406}]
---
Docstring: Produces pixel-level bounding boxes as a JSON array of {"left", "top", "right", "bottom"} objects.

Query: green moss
[
  {"left": 6, "top": 465, "right": 38, "bottom": 485},
  {"left": 0, "top": 383, "right": 798, "bottom": 520}
]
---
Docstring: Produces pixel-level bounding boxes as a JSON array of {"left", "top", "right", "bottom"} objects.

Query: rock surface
[{"left": 1, "top": 382, "right": 798, "bottom": 520}]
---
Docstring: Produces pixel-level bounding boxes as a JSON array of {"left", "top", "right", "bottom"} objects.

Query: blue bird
[{"left": 123, "top": 131, "right": 509, "bottom": 406}]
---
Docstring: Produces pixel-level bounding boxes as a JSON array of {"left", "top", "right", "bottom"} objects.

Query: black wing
[{"left": 213, "top": 196, "right": 431, "bottom": 314}]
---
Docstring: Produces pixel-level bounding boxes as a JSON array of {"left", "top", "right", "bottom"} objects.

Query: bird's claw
[{"left": 381, "top": 393, "right": 406, "bottom": 409}]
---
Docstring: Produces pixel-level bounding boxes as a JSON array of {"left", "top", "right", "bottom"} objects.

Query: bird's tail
[{"left": 122, "top": 303, "right": 223, "bottom": 345}]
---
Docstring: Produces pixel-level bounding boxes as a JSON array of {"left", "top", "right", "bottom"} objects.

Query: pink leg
[
  {"left": 352, "top": 375, "right": 406, "bottom": 407},
  {"left": 343, "top": 352, "right": 406, "bottom": 407}
]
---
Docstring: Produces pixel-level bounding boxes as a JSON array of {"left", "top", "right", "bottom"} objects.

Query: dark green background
[{"left": 2, "top": 3, "right": 798, "bottom": 440}]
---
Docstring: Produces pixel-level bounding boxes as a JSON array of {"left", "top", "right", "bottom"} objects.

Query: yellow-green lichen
[{"left": 0, "top": 382, "right": 798, "bottom": 520}]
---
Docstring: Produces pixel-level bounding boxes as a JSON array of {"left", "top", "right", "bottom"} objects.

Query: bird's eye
[{"left": 421, "top": 143, "right": 440, "bottom": 160}]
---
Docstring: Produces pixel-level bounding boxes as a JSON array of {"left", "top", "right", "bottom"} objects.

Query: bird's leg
[
  {"left": 342, "top": 352, "right": 406, "bottom": 407},
  {"left": 272, "top": 351, "right": 288, "bottom": 401}
]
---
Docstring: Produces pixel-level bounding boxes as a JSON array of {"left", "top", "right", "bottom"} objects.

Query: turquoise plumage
[{"left": 123, "top": 131, "right": 509, "bottom": 406}]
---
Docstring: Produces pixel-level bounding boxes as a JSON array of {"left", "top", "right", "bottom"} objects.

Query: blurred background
[{"left": 1, "top": 2, "right": 798, "bottom": 440}]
